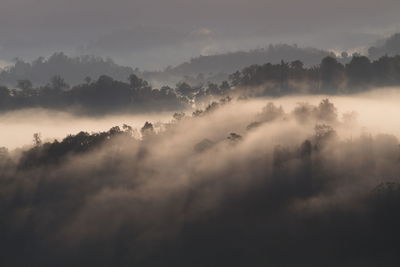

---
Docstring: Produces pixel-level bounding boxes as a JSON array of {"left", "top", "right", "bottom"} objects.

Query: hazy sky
[{"left": 1, "top": 0, "right": 400, "bottom": 69}]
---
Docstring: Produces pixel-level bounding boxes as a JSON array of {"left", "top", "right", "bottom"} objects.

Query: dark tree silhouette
[{"left": 319, "top": 56, "right": 345, "bottom": 93}]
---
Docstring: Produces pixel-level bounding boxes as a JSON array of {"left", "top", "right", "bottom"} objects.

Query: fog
[
  {"left": 1, "top": 88, "right": 400, "bottom": 266},
  {"left": 2, "top": 0, "right": 400, "bottom": 265},
  {"left": 0, "top": 110, "right": 173, "bottom": 149},
  {"left": 2, "top": 88, "right": 400, "bottom": 150}
]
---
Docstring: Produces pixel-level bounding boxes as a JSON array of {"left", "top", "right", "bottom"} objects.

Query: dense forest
[
  {"left": 2, "top": 0, "right": 400, "bottom": 266},
  {"left": 0, "top": 73, "right": 183, "bottom": 114},
  {"left": 1, "top": 98, "right": 400, "bottom": 266},
  {"left": 1, "top": 32, "right": 399, "bottom": 91},
  {"left": 0, "top": 53, "right": 136, "bottom": 87},
  {"left": 1, "top": 54, "right": 400, "bottom": 114},
  {"left": 229, "top": 54, "right": 400, "bottom": 95},
  {"left": 153, "top": 32, "right": 400, "bottom": 78},
  {"left": 0, "top": 44, "right": 335, "bottom": 89},
  {"left": 141, "top": 43, "right": 338, "bottom": 85}
]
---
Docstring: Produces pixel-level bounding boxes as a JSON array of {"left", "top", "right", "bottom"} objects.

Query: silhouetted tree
[
  {"left": 49, "top": 75, "right": 69, "bottom": 91},
  {"left": 33, "top": 133, "right": 42, "bottom": 146},
  {"left": 141, "top": 121, "right": 155, "bottom": 139},
  {"left": 346, "top": 56, "right": 372, "bottom": 90},
  {"left": 128, "top": 73, "right": 148, "bottom": 90},
  {"left": 17, "top": 79, "right": 35, "bottom": 97},
  {"left": 319, "top": 56, "right": 344, "bottom": 93},
  {"left": 176, "top": 82, "right": 196, "bottom": 100}
]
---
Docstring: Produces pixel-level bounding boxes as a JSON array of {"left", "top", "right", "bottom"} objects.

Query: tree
[
  {"left": 219, "top": 81, "right": 230, "bottom": 94},
  {"left": 227, "top": 133, "right": 242, "bottom": 143},
  {"left": 128, "top": 74, "right": 148, "bottom": 90},
  {"left": 176, "top": 82, "right": 196, "bottom": 99},
  {"left": 314, "top": 124, "right": 337, "bottom": 147},
  {"left": 173, "top": 112, "right": 185, "bottom": 121},
  {"left": 33, "top": 133, "right": 42, "bottom": 146},
  {"left": 258, "top": 102, "right": 285, "bottom": 122},
  {"left": 206, "top": 82, "right": 220, "bottom": 95},
  {"left": 0, "top": 86, "right": 10, "bottom": 109},
  {"left": 50, "top": 75, "right": 69, "bottom": 91},
  {"left": 160, "top": 86, "right": 173, "bottom": 95},
  {"left": 141, "top": 122, "right": 155, "bottom": 139},
  {"left": 290, "top": 60, "right": 304, "bottom": 71},
  {"left": 17, "top": 79, "right": 35, "bottom": 97},
  {"left": 346, "top": 56, "right": 372, "bottom": 89},
  {"left": 316, "top": 98, "right": 337, "bottom": 122},
  {"left": 229, "top": 71, "right": 242, "bottom": 86},
  {"left": 17, "top": 79, "right": 33, "bottom": 91},
  {"left": 289, "top": 60, "right": 305, "bottom": 81},
  {"left": 319, "top": 56, "right": 344, "bottom": 93},
  {"left": 0, "top": 86, "right": 10, "bottom": 99}
]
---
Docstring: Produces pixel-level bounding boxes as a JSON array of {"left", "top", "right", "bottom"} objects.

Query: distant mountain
[
  {"left": 141, "top": 44, "right": 341, "bottom": 86},
  {"left": 368, "top": 33, "right": 400, "bottom": 59},
  {"left": 168, "top": 44, "right": 336, "bottom": 75},
  {"left": 0, "top": 43, "right": 357, "bottom": 88},
  {"left": 0, "top": 52, "right": 135, "bottom": 87}
]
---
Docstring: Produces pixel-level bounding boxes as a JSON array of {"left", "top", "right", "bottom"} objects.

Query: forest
[
  {"left": 0, "top": 44, "right": 338, "bottom": 88},
  {"left": 1, "top": 54, "right": 400, "bottom": 114},
  {"left": 2, "top": 0, "right": 400, "bottom": 266},
  {"left": 1, "top": 98, "right": 400, "bottom": 266}
]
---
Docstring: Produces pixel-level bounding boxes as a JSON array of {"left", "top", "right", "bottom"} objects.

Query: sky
[{"left": 1, "top": 0, "right": 400, "bottom": 69}]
